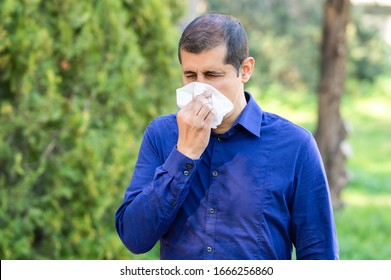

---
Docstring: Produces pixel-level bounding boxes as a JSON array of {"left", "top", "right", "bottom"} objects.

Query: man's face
[{"left": 180, "top": 44, "right": 245, "bottom": 111}]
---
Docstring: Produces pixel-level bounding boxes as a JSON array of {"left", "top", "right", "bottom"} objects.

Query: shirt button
[
  {"left": 186, "top": 163, "right": 193, "bottom": 169},
  {"left": 171, "top": 201, "right": 177, "bottom": 206},
  {"left": 217, "top": 137, "right": 222, "bottom": 142},
  {"left": 209, "top": 208, "right": 215, "bottom": 214},
  {"left": 207, "top": 246, "right": 213, "bottom": 253},
  {"left": 212, "top": 170, "right": 219, "bottom": 177},
  {"left": 183, "top": 170, "right": 189, "bottom": 176}
]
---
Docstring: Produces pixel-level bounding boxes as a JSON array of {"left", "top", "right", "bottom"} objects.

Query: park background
[{"left": 0, "top": 0, "right": 390, "bottom": 260}]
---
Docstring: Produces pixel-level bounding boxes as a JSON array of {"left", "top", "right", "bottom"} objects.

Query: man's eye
[
  {"left": 185, "top": 75, "right": 196, "bottom": 79},
  {"left": 206, "top": 73, "right": 221, "bottom": 79}
]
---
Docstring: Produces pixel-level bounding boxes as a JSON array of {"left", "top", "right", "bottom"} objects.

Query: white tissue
[{"left": 176, "top": 82, "right": 233, "bottom": 129}]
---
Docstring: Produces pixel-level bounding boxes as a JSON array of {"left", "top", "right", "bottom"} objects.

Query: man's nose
[
  {"left": 195, "top": 73, "right": 205, "bottom": 83},
  {"left": 195, "top": 75, "right": 206, "bottom": 84}
]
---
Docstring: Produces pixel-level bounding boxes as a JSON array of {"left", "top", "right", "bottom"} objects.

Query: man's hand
[{"left": 176, "top": 92, "right": 216, "bottom": 159}]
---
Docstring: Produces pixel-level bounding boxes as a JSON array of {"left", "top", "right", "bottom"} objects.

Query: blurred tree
[
  {"left": 315, "top": 0, "right": 350, "bottom": 209},
  {"left": 0, "top": 0, "right": 183, "bottom": 259}
]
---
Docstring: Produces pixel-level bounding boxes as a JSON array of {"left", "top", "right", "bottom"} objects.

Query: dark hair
[{"left": 178, "top": 14, "right": 249, "bottom": 76}]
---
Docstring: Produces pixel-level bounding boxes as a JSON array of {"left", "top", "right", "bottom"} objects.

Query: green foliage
[
  {"left": 347, "top": 7, "right": 391, "bottom": 83},
  {"left": 0, "top": 0, "right": 183, "bottom": 259}
]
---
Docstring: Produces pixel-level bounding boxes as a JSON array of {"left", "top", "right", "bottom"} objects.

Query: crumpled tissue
[{"left": 176, "top": 82, "right": 233, "bottom": 129}]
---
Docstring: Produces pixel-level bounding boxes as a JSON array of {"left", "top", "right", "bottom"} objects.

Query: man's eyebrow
[{"left": 183, "top": 70, "right": 196, "bottom": 75}]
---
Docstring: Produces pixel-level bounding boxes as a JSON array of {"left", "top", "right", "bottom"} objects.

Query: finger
[
  {"left": 204, "top": 107, "right": 216, "bottom": 124},
  {"left": 195, "top": 101, "right": 213, "bottom": 118},
  {"left": 190, "top": 94, "right": 212, "bottom": 115}
]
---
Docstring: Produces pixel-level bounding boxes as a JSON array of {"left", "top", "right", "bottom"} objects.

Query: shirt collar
[{"left": 234, "top": 91, "right": 263, "bottom": 138}]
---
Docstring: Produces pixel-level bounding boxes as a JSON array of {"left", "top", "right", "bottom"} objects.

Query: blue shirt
[{"left": 115, "top": 92, "right": 339, "bottom": 260}]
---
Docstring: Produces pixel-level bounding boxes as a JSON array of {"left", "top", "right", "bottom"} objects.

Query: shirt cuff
[{"left": 162, "top": 147, "right": 201, "bottom": 183}]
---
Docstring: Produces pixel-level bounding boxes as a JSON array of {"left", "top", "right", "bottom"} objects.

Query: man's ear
[{"left": 241, "top": 57, "right": 255, "bottom": 83}]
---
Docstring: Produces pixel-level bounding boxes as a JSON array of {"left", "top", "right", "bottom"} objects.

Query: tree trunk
[{"left": 315, "top": 0, "right": 350, "bottom": 209}]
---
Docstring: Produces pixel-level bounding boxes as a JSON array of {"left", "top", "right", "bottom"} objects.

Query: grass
[{"left": 336, "top": 91, "right": 391, "bottom": 260}]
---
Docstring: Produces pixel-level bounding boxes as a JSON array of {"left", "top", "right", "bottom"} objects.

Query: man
[{"left": 115, "top": 14, "right": 339, "bottom": 260}]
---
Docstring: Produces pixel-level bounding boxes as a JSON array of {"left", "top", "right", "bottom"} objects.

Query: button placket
[{"left": 203, "top": 135, "right": 225, "bottom": 259}]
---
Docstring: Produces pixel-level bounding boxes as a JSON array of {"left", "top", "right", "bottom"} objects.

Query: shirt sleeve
[
  {"left": 291, "top": 134, "right": 340, "bottom": 260},
  {"left": 115, "top": 122, "right": 199, "bottom": 254}
]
